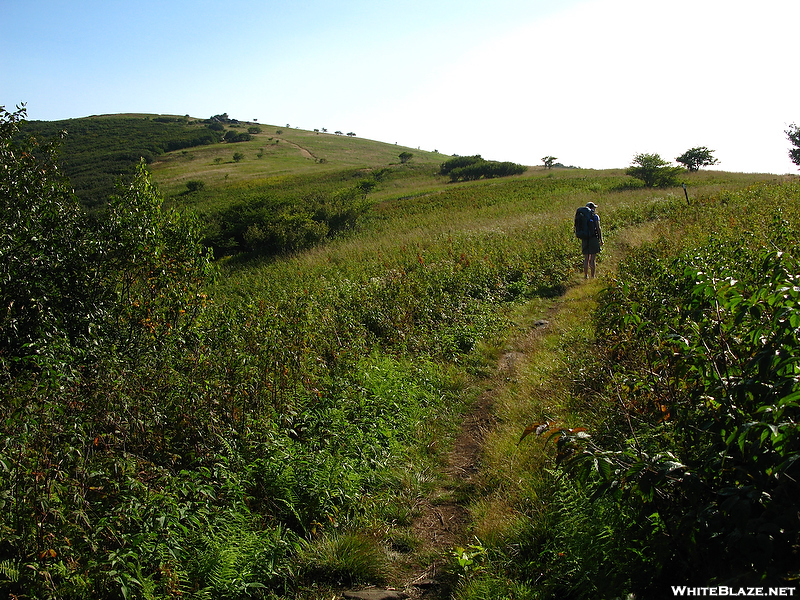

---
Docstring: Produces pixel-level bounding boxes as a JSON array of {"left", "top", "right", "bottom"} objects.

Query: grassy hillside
[
  {"left": 4, "top": 105, "right": 799, "bottom": 598},
  {"left": 149, "top": 124, "right": 447, "bottom": 198},
  {"left": 20, "top": 113, "right": 450, "bottom": 210}
]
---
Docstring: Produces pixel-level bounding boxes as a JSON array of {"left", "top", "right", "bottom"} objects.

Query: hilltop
[{"left": 19, "top": 113, "right": 452, "bottom": 209}]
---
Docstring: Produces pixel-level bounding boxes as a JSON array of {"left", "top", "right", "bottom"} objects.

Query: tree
[
  {"left": 542, "top": 156, "right": 557, "bottom": 169},
  {"left": 626, "top": 153, "right": 683, "bottom": 188},
  {"left": 439, "top": 155, "right": 526, "bottom": 182},
  {"left": 1, "top": 106, "right": 212, "bottom": 372},
  {"left": 1, "top": 105, "right": 95, "bottom": 369},
  {"left": 675, "top": 146, "right": 719, "bottom": 172},
  {"left": 399, "top": 151, "right": 413, "bottom": 164},
  {"left": 233, "top": 151, "right": 245, "bottom": 162},
  {"left": 787, "top": 123, "right": 800, "bottom": 168}
]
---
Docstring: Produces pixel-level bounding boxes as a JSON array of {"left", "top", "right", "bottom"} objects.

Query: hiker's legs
[{"left": 584, "top": 253, "right": 596, "bottom": 278}]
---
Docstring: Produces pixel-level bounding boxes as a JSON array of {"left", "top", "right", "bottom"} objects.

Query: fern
[{"left": 0, "top": 559, "right": 19, "bottom": 583}]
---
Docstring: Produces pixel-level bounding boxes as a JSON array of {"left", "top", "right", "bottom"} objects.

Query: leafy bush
[
  {"left": 224, "top": 130, "right": 251, "bottom": 143},
  {"left": 552, "top": 185, "right": 800, "bottom": 589},
  {"left": 204, "top": 184, "right": 372, "bottom": 256},
  {"left": 186, "top": 179, "right": 205, "bottom": 192},
  {"left": 440, "top": 155, "right": 526, "bottom": 182}
]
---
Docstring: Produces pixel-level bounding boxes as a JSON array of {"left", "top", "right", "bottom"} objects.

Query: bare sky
[{"left": 2, "top": 0, "right": 797, "bottom": 173}]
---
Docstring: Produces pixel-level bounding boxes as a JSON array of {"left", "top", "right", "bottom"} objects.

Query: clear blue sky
[{"left": 2, "top": 0, "right": 798, "bottom": 173}]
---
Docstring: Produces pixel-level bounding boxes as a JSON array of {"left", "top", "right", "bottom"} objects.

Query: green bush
[
  {"left": 439, "top": 155, "right": 526, "bottom": 182},
  {"left": 555, "top": 185, "right": 800, "bottom": 588}
]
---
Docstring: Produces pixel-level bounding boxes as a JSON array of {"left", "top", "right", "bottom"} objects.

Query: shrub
[
  {"left": 625, "top": 152, "right": 683, "bottom": 187},
  {"left": 439, "top": 155, "right": 526, "bottom": 182},
  {"left": 562, "top": 220, "right": 800, "bottom": 587},
  {"left": 186, "top": 179, "right": 205, "bottom": 192}
]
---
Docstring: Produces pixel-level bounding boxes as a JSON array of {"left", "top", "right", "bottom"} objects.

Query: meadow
[{"left": 2, "top": 108, "right": 798, "bottom": 598}]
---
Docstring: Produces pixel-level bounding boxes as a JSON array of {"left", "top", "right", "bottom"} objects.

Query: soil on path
[{"left": 389, "top": 316, "right": 555, "bottom": 599}]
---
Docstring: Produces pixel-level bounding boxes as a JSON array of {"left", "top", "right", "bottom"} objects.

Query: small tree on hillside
[
  {"left": 626, "top": 153, "right": 683, "bottom": 188},
  {"left": 542, "top": 156, "right": 557, "bottom": 169},
  {"left": 399, "top": 151, "right": 413, "bottom": 164},
  {"left": 786, "top": 123, "right": 800, "bottom": 168},
  {"left": 676, "top": 146, "right": 719, "bottom": 172}
]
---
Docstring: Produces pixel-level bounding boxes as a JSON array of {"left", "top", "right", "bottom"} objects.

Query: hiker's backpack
[{"left": 574, "top": 206, "right": 593, "bottom": 239}]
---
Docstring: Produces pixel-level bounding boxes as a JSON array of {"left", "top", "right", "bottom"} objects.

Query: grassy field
[
  {"left": 3, "top": 109, "right": 799, "bottom": 599},
  {"left": 149, "top": 124, "right": 447, "bottom": 198}
]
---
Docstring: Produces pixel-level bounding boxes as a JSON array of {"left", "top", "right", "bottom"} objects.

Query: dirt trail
[
  {"left": 394, "top": 316, "right": 556, "bottom": 599},
  {"left": 278, "top": 137, "right": 316, "bottom": 160},
  {"left": 342, "top": 228, "right": 643, "bottom": 599}
]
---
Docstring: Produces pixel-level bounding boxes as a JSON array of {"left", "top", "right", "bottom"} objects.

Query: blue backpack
[{"left": 574, "top": 206, "right": 596, "bottom": 239}]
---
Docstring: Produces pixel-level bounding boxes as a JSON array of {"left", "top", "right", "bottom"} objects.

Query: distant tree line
[{"left": 439, "top": 155, "right": 527, "bottom": 182}]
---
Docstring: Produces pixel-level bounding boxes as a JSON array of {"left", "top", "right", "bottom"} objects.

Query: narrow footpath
[
  {"left": 340, "top": 282, "right": 593, "bottom": 600},
  {"left": 339, "top": 224, "right": 642, "bottom": 600}
]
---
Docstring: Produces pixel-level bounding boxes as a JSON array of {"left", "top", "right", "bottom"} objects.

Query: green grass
[{"left": 150, "top": 124, "right": 447, "bottom": 198}]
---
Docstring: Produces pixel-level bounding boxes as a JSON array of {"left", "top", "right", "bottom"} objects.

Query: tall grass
[{"left": 457, "top": 179, "right": 800, "bottom": 598}]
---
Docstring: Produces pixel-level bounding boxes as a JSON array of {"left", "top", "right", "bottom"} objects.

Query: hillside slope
[{"left": 20, "top": 113, "right": 449, "bottom": 209}]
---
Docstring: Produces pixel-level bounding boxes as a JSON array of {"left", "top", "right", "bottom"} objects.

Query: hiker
[{"left": 575, "top": 201, "right": 602, "bottom": 278}]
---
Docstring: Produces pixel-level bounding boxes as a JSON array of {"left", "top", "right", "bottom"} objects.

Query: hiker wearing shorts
[{"left": 582, "top": 202, "right": 602, "bottom": 279}]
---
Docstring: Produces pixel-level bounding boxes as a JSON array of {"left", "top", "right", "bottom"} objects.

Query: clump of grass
[{"left": 298, "top": 532, "right": 389, "bottom": 586}]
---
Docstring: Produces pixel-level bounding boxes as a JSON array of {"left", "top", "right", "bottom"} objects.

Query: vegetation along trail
[
  {"left": 4, "top": 108, "right": 799, "bottom": 599},
  {"left": 363, "top": 225, "right": 636, "bottom": 600}
]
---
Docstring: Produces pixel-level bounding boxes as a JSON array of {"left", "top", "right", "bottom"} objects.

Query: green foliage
[
  {"left": 186, "top": 179, "right": 205, "bottom": 193},
  {"left": 399, "top": 151, "right": 413, "bottom": 163},
  {"left": 101, "top": 161, "right": 214, "bottom": 356},
  {"left": 787, "top": 123, "right": 800, "bottom": 167},
  {"left": 626, "top": 152, "right": 684, "bottom": 187},
  {"left": 225, "top": 130, "right": 252, "bottom": 143},
  {"left": 676, "top": 146, "right": 719, "bottom": 172},
  {"left": 553, "top": 183, "right": 800, "bottom": 588},
  {"left": 20, "top": 115, "right": 223, "bottom": 209},
  {"left": 440, "top": 155, "right": 527, "bottom": 182},
  {"left": 185, "top": 514, "right": 299, "bottom": 597},
  {"left": 204, "top": 182, "right": 373, "bottom": 256},
  {"left": 0, "top": 105, "right": 98, "bottom": 373},
  {"left": 542, "top": 156, "right": 557, "bottom": 169}
]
